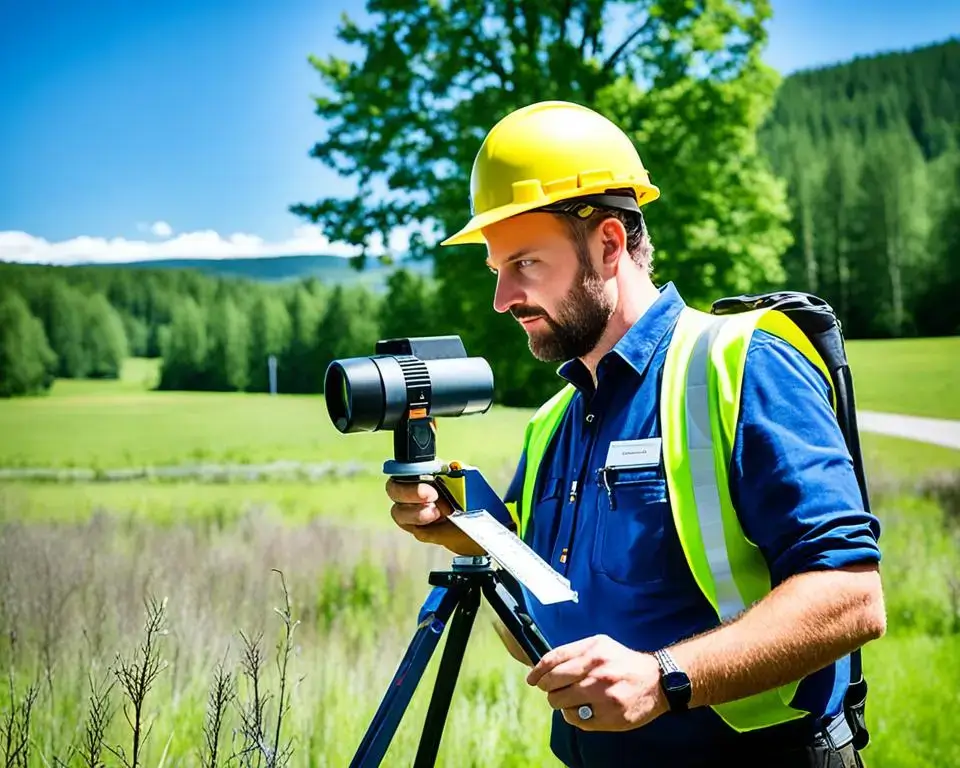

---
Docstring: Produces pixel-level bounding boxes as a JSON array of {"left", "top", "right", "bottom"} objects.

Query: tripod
[{"left": 348, "top": 555, "right": 553, "bottom": 768}]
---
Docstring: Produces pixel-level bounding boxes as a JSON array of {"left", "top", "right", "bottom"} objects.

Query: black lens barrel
[
  {"left": 324, "top": 352, "right": 493, "bottom": 434},
  {"left": 423, "top": 357, "right": 494, "bottom": 417},
  {"left": 324, "top": 357, "right": 384, "bottom": 433}
]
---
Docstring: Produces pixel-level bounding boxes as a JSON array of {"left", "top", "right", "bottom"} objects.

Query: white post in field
[{"left": 268, "top": 355, "right": 278, "bottom": 395}]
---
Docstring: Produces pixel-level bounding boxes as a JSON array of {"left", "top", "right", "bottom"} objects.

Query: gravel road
[{"left": 859, "top": 411, "right": 960, "bottom": 451}]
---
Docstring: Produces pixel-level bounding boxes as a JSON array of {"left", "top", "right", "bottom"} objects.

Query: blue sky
[{"left": 1, "top": 0, "right": 958, "bottom": 264}]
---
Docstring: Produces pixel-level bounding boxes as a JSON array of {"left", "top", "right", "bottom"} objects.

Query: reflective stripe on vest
[{"left": 515, "top": 304, "right": 835, "bottom": 732}]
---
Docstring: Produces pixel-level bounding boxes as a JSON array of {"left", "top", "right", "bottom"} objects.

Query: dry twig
[
  {"left": 200, "top": 652, "right": 235, "bottom": 768},
  {"left": 107, "top": 595, "right": 168, "bottom": 768},
  {"left": 2, "top": 671, "right": 39, "bottom": 768},
  {"left": 79, "top": 670, "right": 115, "bottom": 768}
]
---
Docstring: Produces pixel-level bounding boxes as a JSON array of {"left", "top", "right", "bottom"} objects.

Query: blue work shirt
[{"left": 504, "top": 282, "right": 881, "bottom": 768}]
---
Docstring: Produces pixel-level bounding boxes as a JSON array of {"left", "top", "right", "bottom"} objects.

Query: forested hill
[
  {"left": 764, "top": 37, "right": 959, "bottom": 158},
  {"left": 759, "top": 36, "right": 960, "bottom": 338}
]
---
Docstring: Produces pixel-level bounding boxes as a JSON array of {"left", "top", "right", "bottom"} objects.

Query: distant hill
[
  {"left": 77, "top": 253, "right": 432, "bottom": 289},
  {"left": 762, "top": 36, "right": 959, "bottom": 160}
]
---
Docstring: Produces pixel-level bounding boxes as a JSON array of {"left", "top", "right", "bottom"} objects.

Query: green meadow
[
  {"left": 1, "top": 339, "right": 959, "bottom": 767},
  {"left": 846, "top": 337, "right": 960, "bottom": 420}
]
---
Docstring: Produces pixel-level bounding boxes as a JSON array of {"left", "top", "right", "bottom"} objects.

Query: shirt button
[{"left": 585, "top": 413, "right": 595, "bottom": 423}]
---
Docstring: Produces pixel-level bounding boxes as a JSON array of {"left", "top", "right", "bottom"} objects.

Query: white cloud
[
  {"left": 150, "top": 221, "right": 173, "bottom": 238},
  {"left": 0, "top": 224, "right": 386, "bottom": 266}
]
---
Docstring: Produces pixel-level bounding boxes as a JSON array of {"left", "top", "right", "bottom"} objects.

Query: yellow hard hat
[{"left": 441, "top": 100, "right": 660, "bottom": 247}]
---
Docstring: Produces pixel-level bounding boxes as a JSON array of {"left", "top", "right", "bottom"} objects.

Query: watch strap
[
  {"left": 654, "top": 648, "right": 691, "bottom": 712},
  {"left": 654, "top": 648, "right": 680, "bottom": 674}
]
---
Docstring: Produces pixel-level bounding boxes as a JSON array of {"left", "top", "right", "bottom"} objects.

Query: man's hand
[
  {"left": 525, "top": 634, "right": 668, "bottom": 731},
  {"left": 386, "top": 478, "right": 485, "bottom": 556}
]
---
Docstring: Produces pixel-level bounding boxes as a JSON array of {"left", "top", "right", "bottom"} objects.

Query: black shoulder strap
[{"left": 712, "top": 291, "right": 871, "bottom": 748}]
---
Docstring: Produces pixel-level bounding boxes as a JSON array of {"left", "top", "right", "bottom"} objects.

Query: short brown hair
[{"left": 546, "top": 195, "right": 655, "bottom": 274}]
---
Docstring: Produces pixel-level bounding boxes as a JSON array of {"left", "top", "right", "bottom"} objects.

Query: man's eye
[{"left": 517, "top": 259, "right": 535, "bottom": 269}]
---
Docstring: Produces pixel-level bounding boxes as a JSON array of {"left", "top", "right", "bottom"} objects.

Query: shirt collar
[{"left": 558, "top": 281, "right": 686, "bottom": 390}]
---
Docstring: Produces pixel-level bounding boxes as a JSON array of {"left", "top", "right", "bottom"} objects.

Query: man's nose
[{"left": 493, "top": 273, "right": 524, "bottom": 314}]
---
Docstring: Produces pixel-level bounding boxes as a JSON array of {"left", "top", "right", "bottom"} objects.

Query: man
[{"left": 386, "top": 100, "right": 885, "bottom": 767}]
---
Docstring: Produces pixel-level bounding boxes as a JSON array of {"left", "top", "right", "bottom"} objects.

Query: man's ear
[{"left": 597, "top": 217, "right": 627, "bottom": 272}]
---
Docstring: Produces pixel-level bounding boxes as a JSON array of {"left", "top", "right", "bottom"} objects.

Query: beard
[{"left": 511, "top": 261, "right": 614, "bottom": 363}]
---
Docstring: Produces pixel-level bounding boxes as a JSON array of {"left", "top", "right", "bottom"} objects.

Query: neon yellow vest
[{"left": 508, "top": 305, "right": 835, "bottom": 733}]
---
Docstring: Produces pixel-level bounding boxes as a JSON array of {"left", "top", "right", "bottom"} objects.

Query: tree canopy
[
  {"left": 292, "top": 0, "right": 794, "bottom": 405},
  {"left": 0, "top": 290, "right": 58, "bottom": 397}
]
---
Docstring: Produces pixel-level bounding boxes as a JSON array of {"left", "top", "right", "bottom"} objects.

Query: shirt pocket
[{"left": 592, "top": 465, "right": 669, "bottom": 586}]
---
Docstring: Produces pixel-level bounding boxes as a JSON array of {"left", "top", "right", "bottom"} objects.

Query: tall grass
[
  {"left": 860, "top": 471, "right": 960, "bottom": 768},
  {"left": 0, "top": 510, "right": 558, "bottom": 767},
  {"left": 2, "top": 472, "right": 960, "bottom": 766},
  {"left": 4, "top": 349, "right": 960, "bottom": 766}
]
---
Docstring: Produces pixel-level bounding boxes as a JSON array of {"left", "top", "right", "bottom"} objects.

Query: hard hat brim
[
  {"left": 440, "top": 199, "right": 548, "bottom": 247},
  {"left": 440, "top": 181, "right": 660, "bottom": 247}
]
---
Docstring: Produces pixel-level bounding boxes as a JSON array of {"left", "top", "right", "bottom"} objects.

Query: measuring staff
[{"left": 386, "top": 100, "right": 885, "bottom": 768}]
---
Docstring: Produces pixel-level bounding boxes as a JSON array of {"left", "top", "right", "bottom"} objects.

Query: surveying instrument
[{"left": 325, "top": 336, "right": 580, "bottom": 767}]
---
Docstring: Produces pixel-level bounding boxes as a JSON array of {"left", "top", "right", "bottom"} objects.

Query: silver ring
[{"left": 577, "top": 704, "right": 594, "bottom": 721}]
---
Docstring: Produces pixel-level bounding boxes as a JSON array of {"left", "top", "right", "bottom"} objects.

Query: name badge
[{"left": 604, "top": 438, "right": 662, "bottom": 469}]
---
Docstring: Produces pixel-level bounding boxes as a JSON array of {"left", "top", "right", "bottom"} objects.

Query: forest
[
  {"left": 1, "top": 33, "right": 958, "bottom": 404},
  {"left": 0, "top": 261, "right": 436, "bottom": 398},
  {"left": 759, "top": 37, "right": 960, "bottom": 338}
]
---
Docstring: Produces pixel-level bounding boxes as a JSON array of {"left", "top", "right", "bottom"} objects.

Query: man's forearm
[{"left": 669, "top": 564, "right": 886, "bottom": 709}]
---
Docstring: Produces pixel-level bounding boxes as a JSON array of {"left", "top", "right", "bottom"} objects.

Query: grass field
[
  {"left": 0, "top": 359, "right": 525, "bottom": 491},
  {"left": 2, "top": 343, "right": 959, "bottom": 477},
  {"left": 1, "top": 341, "right": 959, "bottom": 767},
  {"left": 846, "top": 336, "right": 960, "bottom": 419}
]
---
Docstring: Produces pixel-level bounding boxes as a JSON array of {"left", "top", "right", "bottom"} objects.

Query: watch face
[{"left": 663, "top": 671, "right": 689, "bottom": 692}]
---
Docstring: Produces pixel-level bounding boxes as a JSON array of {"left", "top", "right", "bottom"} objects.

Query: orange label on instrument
[{"left": 409, "top": 407, "right": 428, "bottom": 418}]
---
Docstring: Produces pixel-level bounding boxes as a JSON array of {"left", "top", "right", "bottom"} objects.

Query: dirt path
[
  {"left": 859, "top": 411, "right": 960, "bottom": 451},
  {"left": 0, "top": 460, "right": 371, "bottom": 482}
]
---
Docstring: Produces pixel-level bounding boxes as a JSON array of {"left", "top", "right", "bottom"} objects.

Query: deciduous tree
[{"left": 294, "top": 0, "right": 792, "bottom": 405}]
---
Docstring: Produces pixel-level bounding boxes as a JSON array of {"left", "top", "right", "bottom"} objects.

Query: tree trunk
[{"left": 801, "top": 192, "right": 818, "bottom": 292}]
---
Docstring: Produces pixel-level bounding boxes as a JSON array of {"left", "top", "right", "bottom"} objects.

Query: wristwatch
[{"left": 654, "top": 648, "right": 692, "bottom": 712}]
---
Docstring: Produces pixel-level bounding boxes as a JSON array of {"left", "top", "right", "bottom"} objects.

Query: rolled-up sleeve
[{"left": 730, "top": 330, "right": 882, "bottom": 587}]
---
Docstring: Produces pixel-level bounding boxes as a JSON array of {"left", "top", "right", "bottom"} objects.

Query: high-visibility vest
[{"left": 509, "top": 304, "right": 836, "bottom": 732}]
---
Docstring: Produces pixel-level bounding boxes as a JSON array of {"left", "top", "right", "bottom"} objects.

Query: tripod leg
[
  {"left": 481, "top": 575, "right": 552, "bottom": 664},
  {"left": 350, "top": 584, "right": 461, "bottom": 768},
  {"left": 413, "top": 584, "right": 482, "bottom": 768}
]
